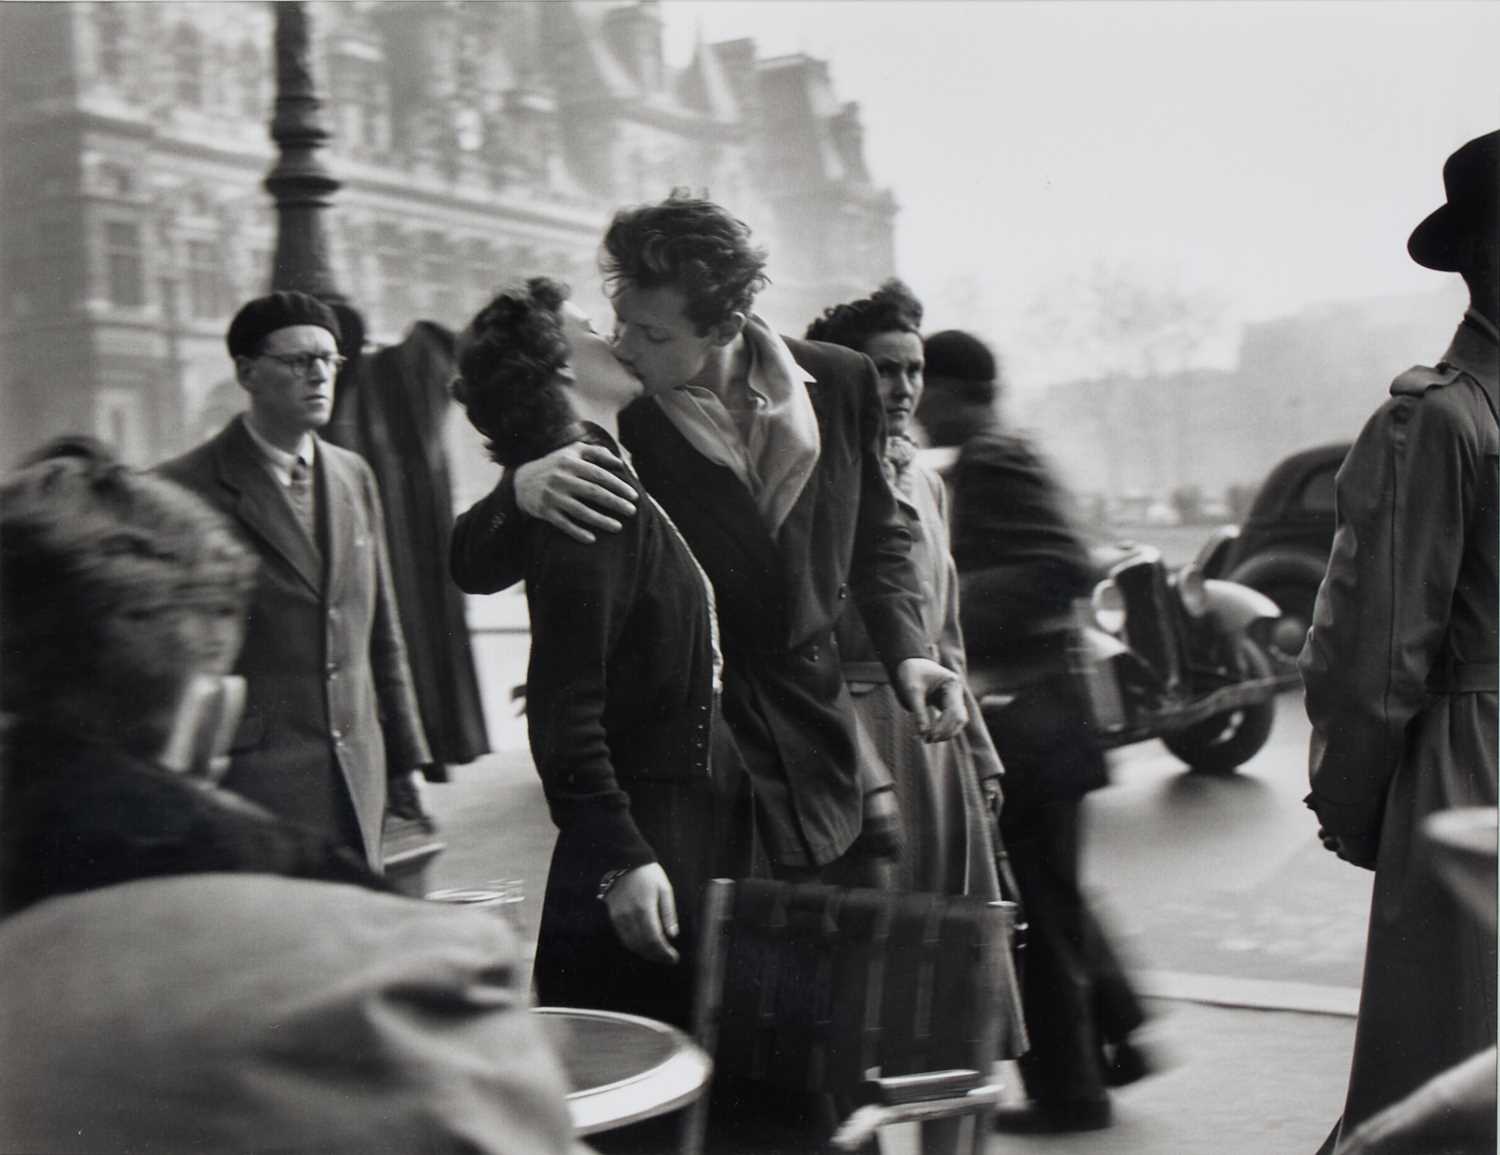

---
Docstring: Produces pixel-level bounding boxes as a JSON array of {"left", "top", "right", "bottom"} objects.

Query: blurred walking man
[
  {"left": 161, "top": 291, "right": 433, "bottom": 869},
  {"left": 918, "top": 329, "right": 1150, "bottom": 1133},
  {"left": 1302, "top": 130, "right": 1498, "bottom": 1152}
]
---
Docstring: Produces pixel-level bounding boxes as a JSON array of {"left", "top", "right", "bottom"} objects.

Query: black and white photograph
[{"left": 0, "top": 2, "right": 1495, "bottom": 1153}]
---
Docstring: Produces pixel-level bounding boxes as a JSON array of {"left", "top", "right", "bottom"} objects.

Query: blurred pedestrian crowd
[{"left": 0, "top": 131, "right": 1494, "bottom": 1155}]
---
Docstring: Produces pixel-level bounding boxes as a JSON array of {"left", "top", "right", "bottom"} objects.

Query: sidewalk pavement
[{"left": 429, "top": 751, "right": 1356, "bottom": 1155}]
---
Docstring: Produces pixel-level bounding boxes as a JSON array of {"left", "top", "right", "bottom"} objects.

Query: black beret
[
  {"left": 924, "top": 329, "right": 997, "bottom": 383},
  {"left": 225, "top": 291, "right": 342, "bottom": 360}
]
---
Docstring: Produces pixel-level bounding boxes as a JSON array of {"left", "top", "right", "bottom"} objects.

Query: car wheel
[
  {"left": 1258, "top": 581, "right": 1317, "bottom": 673},
  {"left": 1161, "top": 638, "right": 1276, "bottom": 774}
]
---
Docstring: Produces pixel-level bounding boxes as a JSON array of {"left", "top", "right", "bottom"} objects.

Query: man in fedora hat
[{"left": 1301, "top": 129, "right": 1498, "bottom": 1151}]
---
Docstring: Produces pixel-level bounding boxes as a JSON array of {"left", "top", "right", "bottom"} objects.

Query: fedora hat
[{"left": 1407, "top": 130, "right": 1499, "bottom": 273}]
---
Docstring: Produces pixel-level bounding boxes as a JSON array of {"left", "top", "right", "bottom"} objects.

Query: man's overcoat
[
  {"left": 161, "top": 417, "right": 431, "bottom": 867},
  {"left": 1301, "top": 309, "right": 1499, "bottom": 1137}
]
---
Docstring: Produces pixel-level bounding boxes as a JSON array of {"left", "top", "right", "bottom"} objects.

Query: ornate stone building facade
[{"left": 0, "top": 1, "right": 896, "bottom": 468}]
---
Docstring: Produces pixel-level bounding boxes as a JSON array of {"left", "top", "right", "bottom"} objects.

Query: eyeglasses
[{"left": 258, "top": 351, "right": 346, "bottom": 377}]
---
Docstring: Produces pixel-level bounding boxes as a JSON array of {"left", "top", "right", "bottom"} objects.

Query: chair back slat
[{"left": 702, "top": 880, "right": 1021, "bottom": 1095}]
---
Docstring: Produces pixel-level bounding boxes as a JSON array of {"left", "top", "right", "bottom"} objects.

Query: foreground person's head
[
  {"left": 806, "top": 279, "right": 926, "bottom": 439},
  {"left": 454, "top": 277, "right": 641, "bottom": 466},
  {"left": 0, "top": 439, "right": 255, "bottom": 760},
  {"left": 602, "top": 192, "right": 770, "bottom": 394}
]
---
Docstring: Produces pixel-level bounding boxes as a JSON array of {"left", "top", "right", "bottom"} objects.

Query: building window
[
  {"left": 173, "top": 25, "right": 204, "bottom": 108},
  {"left": 94, "top": 3, "right": 128, "bottom": 84},
  {"left": 104, "top": 221, "right": 145, "bottom": 307},
  {"left": 186, "top": 239, "right": 223, "bottom": 319}
]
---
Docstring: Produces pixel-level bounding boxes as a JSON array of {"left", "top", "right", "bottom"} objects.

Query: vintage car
[
  {"left": 1196, "top": 442, "right": 1349, "bottom": 666},
  {"left": 1071, "top": 544, "right": 1290, "bottom": 773}
]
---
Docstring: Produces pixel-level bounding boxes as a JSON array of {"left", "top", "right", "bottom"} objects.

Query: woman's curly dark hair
[
  {"left": 601, "top": 192, "right": 770, "bottom": 333},
  {"left": 1, "top": 437, "right": 256, "bottom": 744},
  {"left": 453, "top": 278, "right": 579, "bottom": 468},
  {"left": 804, "top": 278, "right": 924, "bottom": 351}
]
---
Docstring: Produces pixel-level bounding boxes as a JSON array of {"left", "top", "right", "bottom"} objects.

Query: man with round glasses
[{"left": 160, "top": 291, "right": 433, "bottom": 869}]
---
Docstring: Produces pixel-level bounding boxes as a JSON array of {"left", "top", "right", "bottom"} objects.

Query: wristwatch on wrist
[{"left": 596, "top": 867, "right": 630, "bottom": 902}]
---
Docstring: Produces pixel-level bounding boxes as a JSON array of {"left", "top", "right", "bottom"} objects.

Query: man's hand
[
  {"left": 514, "top": 442, "right": 638, "bottom": 544},
  {"left": 603, "top": 863, "right": 680, "bottom": 965},
  {"left": 1316, "top": 826, "right": 1378, "bottom": 871},
  {"left": 894, "top": 657, "right": 968, "bottom": 743}
]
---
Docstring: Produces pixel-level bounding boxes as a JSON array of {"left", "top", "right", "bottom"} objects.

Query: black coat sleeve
[
  {"left": 450, "top": 471, "right": 527, "bottom": 595},
  {"left": 846, "top": 352, "right": 929, "bottom": 674},
  {"left": 524, "top": 526, "right": 656, "bottom": 875}
]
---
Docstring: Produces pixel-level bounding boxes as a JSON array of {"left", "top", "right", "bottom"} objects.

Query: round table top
[{"left": 534, "top": 1006, "right": 713, "bottom": 1136}]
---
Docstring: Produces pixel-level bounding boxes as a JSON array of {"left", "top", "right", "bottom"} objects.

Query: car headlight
[
  {"left": 1177, "top": 564, "right": 1209, "bottom": 618},
  {"left": 1091, "top": 579, "right": 1126, "bottom": 635}
]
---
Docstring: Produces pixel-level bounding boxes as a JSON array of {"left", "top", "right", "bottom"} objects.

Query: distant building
[
  {"left": 1016, "top": 283, "right": 1468, "bottom": 518},
  {"left": 0, "top": 1, "right": 896, "bottom": 469}
]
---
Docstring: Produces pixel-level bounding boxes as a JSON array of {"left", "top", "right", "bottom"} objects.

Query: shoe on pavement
[
  {"left": 991, "top": 1097, "right": 1113, "bottom": 1133},
  {"left": 1103, "top": 1037, "right": 1161, "bottom": 1087}
]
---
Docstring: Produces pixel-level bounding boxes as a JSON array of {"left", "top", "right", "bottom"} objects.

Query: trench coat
[
  {"left": 836, "top": 456, "right": 1003, "bottom": 896},
  {"left": 451, "top": 337, "right": 928, "bottom": 869},
  {"left": 325, "top": 322, "right": 489, "bottom": 772},
  {"left": 1301, "top": 308, "right": 1499, "bottom": 1139},
  {"left": 0, "top": 875, "right": 579, "bottom": 1155},
  {"left": 160, "top": 417, "right": 432, "bottom": 867}
]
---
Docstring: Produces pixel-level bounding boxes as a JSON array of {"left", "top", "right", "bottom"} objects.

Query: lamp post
[{"left": 265, "top": 0, "right": 344, "bottom": 304}]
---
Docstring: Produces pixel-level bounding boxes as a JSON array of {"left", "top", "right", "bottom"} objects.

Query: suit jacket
[
  {"left": 0, "top": 875, "right": 579, "bottom": 1155},
  {"left": 452, "top": 337, "right": 928, "bottom": 867},
  {"left": 160, "top": 417, "right": 431, "bottom": 867}
]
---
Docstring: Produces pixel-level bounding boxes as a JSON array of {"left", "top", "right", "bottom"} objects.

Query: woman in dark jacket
[
  {"left": 0, "top": 441, "right": 387, "bottom": 918},
  {"left": 454, "top": 279, "right": 738, "bottom": 1027}
]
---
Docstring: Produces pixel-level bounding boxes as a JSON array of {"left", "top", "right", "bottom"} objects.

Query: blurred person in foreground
[
  {"left": 1302, "top": 129, "right": 1498, "bottom": 1154},
  {"left": 453, "top": 278, "right": 744, "bottom": 1029},
  {"left": 0, "top": 874, "right": 581, "bottom": 1154},
  {"left": 451, "top": 193, "right": 965, "bottom": 886},
  {"left": 0, "top": 442, "right": 580, "bottom": 1155},
  {"left": 0, "top": 440, "right": 385, "bottom": 916},
  {"left": 805, "top": 280, "right": 1004, "bottom": 898},
  {"left": 918, "top": 329, "right": 1152, "bottom": 1133},
  {"left": 160, "top": 291, "right": 435, "bottom": 870}
]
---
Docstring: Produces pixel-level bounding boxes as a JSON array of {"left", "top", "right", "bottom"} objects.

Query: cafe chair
[{"left": 681, "top": 878, "right": 1027, "bottom": 1155}]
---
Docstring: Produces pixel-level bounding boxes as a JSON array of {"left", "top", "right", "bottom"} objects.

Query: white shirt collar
[{"left": 240, "top": 415, "right": 317, "bottom": 488}]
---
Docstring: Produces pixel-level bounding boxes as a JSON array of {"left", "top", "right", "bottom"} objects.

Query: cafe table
[{"left": 534, "top": 1006, "right": 714, "bottom": 1137}]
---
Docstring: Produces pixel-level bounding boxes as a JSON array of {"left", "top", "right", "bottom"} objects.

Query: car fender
[
  {"left": 1204, "top": 579, "right": 1280, "bottom": 634},
  {"left": 1193, "top": 524, "right": 1240, "bottom": 576},
  {"left": 1227, "top": 548, "right": 1329, "bottom": 594}
]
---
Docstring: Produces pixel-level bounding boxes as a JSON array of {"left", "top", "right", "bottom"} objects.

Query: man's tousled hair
[{"left": 601, "top": 191, "right": 770, "bottom": 333}]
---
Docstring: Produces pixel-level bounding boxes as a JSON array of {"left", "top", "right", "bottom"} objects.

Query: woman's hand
[
  {"left": 603, "top": 863, "right": 680, "bottom": 964},
  {"left": 514, "top": 442, "right": 638, "bottom": 543}
]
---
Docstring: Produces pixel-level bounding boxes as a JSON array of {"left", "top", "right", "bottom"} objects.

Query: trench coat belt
[{"left": 1427, "top": 659, "right": 1499, "bottom": 694}]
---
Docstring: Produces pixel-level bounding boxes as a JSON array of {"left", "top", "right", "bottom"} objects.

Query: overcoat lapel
[
  {"left": 632, "top": 400, "right": 783, "bottom": 583},
  {"left": 771, "top": 376, "right": 829, "bottom": 561},
  {"left": 214, "top": 421, "right": 322, "bottom": 595}
]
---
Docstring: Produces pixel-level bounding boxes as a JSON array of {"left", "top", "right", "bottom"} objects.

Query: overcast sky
[{"left": 661, "top": 1, "right": 1499, "bottom": 385}]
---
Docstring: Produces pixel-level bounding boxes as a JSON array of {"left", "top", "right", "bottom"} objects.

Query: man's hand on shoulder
[
  {"left": 894, "top": 657, "right": 969, "bottom": 743},
  {"left": 514, "top": 442, "right": 638, "bottom": 544}
]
